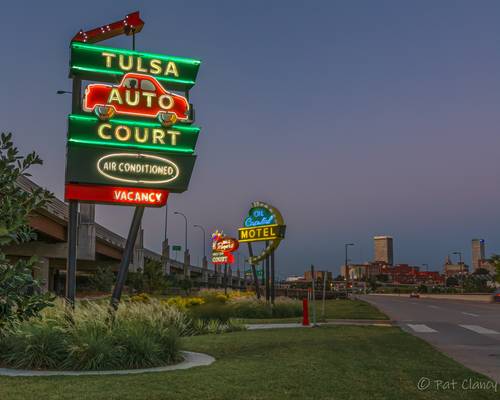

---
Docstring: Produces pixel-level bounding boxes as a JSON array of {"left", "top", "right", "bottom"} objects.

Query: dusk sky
[{"left": 2, "top": 1, "right": 500, "bottom": 277}]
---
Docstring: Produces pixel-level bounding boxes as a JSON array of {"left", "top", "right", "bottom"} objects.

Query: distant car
[
  {"left": 83, "top": 73, "right": 189, "bottom": 126},
  {"left": 410, "top": 292, "right": 420, "bottom": 299},
  {"left": 493, "top": 289, "right": 500, "bottom": 303}
]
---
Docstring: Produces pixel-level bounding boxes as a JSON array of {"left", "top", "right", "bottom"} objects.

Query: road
[{"left": 360, "top": 294, "right": 500, "bottom": 383}]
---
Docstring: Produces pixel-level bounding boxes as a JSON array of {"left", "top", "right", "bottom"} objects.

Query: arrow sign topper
[{"left": 72, "top": 11, "right": 145, "bottom": 44}]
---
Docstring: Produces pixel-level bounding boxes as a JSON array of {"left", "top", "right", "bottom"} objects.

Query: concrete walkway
[
  {"left": 247, "top": 320, "right": 393, "bottom": 330},
  {"left": 0, "top": 351, "right": 215, "bottom": 377}
]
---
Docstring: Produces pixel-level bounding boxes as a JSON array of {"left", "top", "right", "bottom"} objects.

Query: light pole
[
  {"left": 345, "top": 243, "right": 354, "bottom": 298},
  {"left": 193, "top": 224, "right": 206, "bottom": 260},
  {"left": 174, "top": 211, "right": 188, "bottom": 251},
  {"left": 452, "top": 251, "right": 463, "bottom": 293}
]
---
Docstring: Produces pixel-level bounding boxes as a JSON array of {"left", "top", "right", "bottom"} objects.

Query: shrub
[
  {"left": 2, "top": 319, "right": 67, "bottom": 369},
  {"left": 271, "top": 298, "right": 302, "bottom": 318},
  {"left": 129, "top": 293, "right": 151, "bottom": 303},
  {"left": 188, "top": 303, "right": 234, "bottom": 323},
  {"left": 0, "top": 133, "right": 54, "bottom": 327},
  {"left": 89, "top": 266, "right": 115, "bottom": 292}
]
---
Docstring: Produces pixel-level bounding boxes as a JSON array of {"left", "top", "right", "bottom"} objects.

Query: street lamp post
[
  {"left": 345, "top": 243, "right": 354, "bottom": 298},
  {"left": 193, "top": 224, "right": 206, "bottom": 260},
  {"left": 452, "top": 251, "right": 463, "bottom": 293},
  {"left": 174, "top": 211, "right": 188, "bottom": 251}
]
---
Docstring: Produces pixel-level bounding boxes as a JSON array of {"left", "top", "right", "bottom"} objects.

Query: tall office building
[
  {"left": 471, "top": 239, "right": 485, "bottom": 271},
  {"left": 374, "top": 236, "right": 393, "bottom": 265}
]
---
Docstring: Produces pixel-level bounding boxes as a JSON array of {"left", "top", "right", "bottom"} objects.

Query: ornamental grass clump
[{"left": 0, "top": 300, "right": 183, "bottom": 371}]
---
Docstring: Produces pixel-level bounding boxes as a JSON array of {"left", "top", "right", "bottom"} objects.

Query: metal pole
[
  {"left": 345, "top": 244, "right": 349, "bottom": 299},
  {"left": 224, "top": 263, "right": 228, "bottom": 295},
  {"left": 193, "top": 224, "right": 206, "bottom": 258},
  {"left": 322, "top": 270, "right": 327, "bottom": 318},
  {"left": 265, "top": 241, "right": 270, "bottom": 302},
  {"left": 110, "top": 206, "right": 145, "bottom": 309},
  {"left": 270, "top": 250, "right": 275, "bottom": 304},
  {"left": 247, "top": 243, "right": 261, "bottom": 299},
  {"left": 174, "top": 212, "right": 188, "bottom": 251},
  {"left": 311, "top": 264, "right": 317, "bottom": 326},
  {"left": 65, "top": 200, "right": 78, "bottom": 307},
  {"left": 65, "top": 77, "right": 82, "bottom": 308},
  {"left": 164, "top": 202, "right": 168, "bottom": 241}
]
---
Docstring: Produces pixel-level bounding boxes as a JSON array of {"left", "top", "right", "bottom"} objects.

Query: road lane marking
[
  {"left": 428, "top": 305, "right": 440, "bottom": 309},
  {"left": 461, "top": 312, "right": 479, "bottom": 317},
  {"left": 407, "top": 324, "right": 437, "bottom": 333},
  {"left": 459, "top": 325, "right": 499, "bottom": 335}
]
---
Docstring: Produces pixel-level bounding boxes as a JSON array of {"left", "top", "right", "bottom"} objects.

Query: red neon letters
[{"left": 65, "top": 184, "right": 168, "bottom": 207}]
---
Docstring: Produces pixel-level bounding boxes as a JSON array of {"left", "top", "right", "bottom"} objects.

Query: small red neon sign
[{"left": 65, "top": 183, "right": 168, "bottom": 207}]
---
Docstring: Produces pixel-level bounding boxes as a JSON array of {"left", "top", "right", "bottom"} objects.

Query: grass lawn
[
  {"left": 1, "top": 326, "right": 496, "bottom": 400},
  {"left": 243, "top": 298, "right": 388, "bottom": 324}
]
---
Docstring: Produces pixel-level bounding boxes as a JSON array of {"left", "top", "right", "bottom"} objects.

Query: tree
[
  {"left": 89, "top": 266, "right": 115, "bottom": 292},
  {"left": 473, "top": 268, "right": 490, "bottom": 275},
  {"left": 489, "top": 255, "right": 500, "bottom": 285},
  {"left": 446, "top": 276, "right": 459, "bottom": 287},
  {"left": 0, "top": 133, "right": 54, "bottom": 328}
]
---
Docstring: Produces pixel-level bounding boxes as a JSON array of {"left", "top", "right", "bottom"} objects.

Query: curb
[
  {"left": 0, "top": 351, "right": 215, "bottom": 377},
  {"left": 247, "top": 320, "right": 394, "bottom": 330}
]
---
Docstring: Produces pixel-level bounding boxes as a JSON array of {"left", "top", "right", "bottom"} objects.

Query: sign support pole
[
  {"left": 65, "top": 77, "right": 82, "bottom": 308},
  {"left": 111, "top": 206, "right": 145, "bottom": 309},
  {"left": 265, "top": 241, "right": 270, "bottom": 302},
  {"left": 271, "top": 250, "right": 275, "bottom": 304},
  {"left": 247, "top": 243, "right": 261, "bottom": 299},
  {"left": 223, "top": 263, "right": 228, "bottom": 295}
]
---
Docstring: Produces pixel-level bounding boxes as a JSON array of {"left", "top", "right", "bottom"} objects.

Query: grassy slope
[
  {"left": 0, "top": 326, "right": 496, "bottom": 400},
  {"left": 243, "top": 299, "right": 388, "bottom": 324}
]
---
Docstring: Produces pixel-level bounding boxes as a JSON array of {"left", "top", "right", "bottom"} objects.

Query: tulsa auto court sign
[{"left": 65, "top": 34, "right": 201, "bottom": 206}]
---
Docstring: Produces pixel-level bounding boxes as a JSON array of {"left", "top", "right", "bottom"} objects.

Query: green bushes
[
  {"left": 0, "top": 298, "right": 248, "bottom": 371},
  {"left": 230, "top": 297, "right": 302, "bottom": 319}
]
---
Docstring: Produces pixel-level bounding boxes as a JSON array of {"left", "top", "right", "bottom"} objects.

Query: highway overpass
[{"left": 4, "top": 176, "right": 244, "bottom": 293}]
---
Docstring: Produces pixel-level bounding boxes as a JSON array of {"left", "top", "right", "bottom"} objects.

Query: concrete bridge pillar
[
  {"left": 162, "top": 239, "right": 171, "bottom": 275},
  {"left": 183, "top": 250, "right": 191, "bottom": 278},
  {"left": 216, "top": 264, "right": 222, "bottom": 286},
  {"left": 201, "top": 256, "right": 208, "bottom": 286},
  {"left": 131, "top": 228, "right": 144, "bottom": 272},
  {"left": 77, "top": 203, "right": 95, "bottom": 260},
  {"left": 34, "top": 257, "right": 50, "bottom": 293}
]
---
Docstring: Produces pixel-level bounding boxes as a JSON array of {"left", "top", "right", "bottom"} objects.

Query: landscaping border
[{"left": 0, "top": 351, "right": 215, "bottom": 377}]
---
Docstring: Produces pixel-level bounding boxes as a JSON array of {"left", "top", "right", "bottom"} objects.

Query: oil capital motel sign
[
  {"left": 64, "top": 30, "right": 201, "bottom": 206},
  {"left": 238, "top": 201, "right": 286, "bottom": 264}
]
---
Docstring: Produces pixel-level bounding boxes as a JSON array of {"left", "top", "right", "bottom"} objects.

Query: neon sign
[
  {"left": 97, "top": 153, "right": 180, "bottom": 184},
  {"left": 238, "top": 201, "right": 286, "bottom": 264},
  {"left": 83, "top": 73, "right": 189, "bottom": 126},
  {"left": 68, "top": 114, "right": 199, "bottom": 153},
  {"left": 66, "top": 143, "right": 196, "bottom": 192},
  {"left": 70, "top": 42, "right": 201, "bottom": 90},
  {"left": 64, "top": 20, "right": 201, "bottom": 204},
  {"left": 211, "top": 230, "right": 239, "bottom": 265},
  {"left": 65, "top": 183, "right": 168, "bottom": 207},
  {"left": 244, "top": 206, "right": 275, "bottom": 227}
]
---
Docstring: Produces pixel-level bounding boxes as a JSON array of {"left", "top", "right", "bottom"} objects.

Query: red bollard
[{"left": 302, "top": 298, "right": 309, "bottom": 326}]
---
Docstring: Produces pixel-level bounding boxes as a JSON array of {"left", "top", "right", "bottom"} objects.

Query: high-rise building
[
  {"left": 471, "top": 239, "right": 485, "bottom": 271},
  {"left": 374, "top": 236, "right": 393, "bottom": 265}
]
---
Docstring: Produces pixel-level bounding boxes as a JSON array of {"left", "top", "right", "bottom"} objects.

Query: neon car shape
[{"left": 83, "top": 73, "right": 189, "bottom": 126}]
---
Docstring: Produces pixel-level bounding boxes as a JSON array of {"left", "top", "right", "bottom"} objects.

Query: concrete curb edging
[
  {"left": 246, "top": 320, "right": 394, "bottom": 330},
  {"left": 0, "top": 351, "right": 215, "bottom": 377}
]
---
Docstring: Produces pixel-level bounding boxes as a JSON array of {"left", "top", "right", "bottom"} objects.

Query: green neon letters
[
  {"left": 70, "top": 42, "right": 201, "bottom": 90},
  {"left": 68, "top": 114, "right": 199, "bottom": 153}
]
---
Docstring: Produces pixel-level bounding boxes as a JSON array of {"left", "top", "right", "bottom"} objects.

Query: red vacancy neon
[
  {"left": 83, "top": 73, "right": 189, "bottom": 125},
  {"left": 65, "top": 184, "right": 168, "bottom": 207}
]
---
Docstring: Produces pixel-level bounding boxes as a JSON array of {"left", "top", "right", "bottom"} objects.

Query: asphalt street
[{"left": 360, "top": 294, "right": 500, "bottom": 383}]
